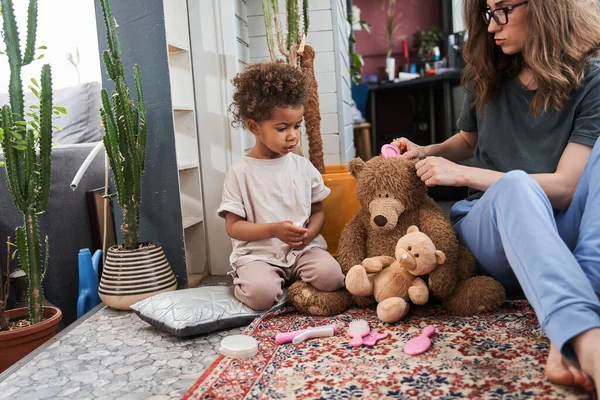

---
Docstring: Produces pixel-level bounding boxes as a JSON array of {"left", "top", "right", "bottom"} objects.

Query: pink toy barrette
[
  {"left": 275, "top": 324, "right": 337, "bottom": 345},
  {"left": 362, "top": 331, "right": 389, "bottom": 346}
]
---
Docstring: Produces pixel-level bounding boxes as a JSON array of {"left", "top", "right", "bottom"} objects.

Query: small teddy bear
[{"left": 345, "top": 226, "right": 446, "bottom": 323}]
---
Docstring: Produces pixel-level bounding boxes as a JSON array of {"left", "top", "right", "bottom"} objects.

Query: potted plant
[
  {"left": 414, "top": 26, "right": 444, "bottom": 73},
  {"left": 349, "top": 5, "right": 371, "bottom": 85},
  {"left": 262, "top": 0, "right": 325, "bottom": 173},
  {"left": 96, "top": 0, "right": 177, "bottom": 310},
  {"left": 0, "top": 0, "right": 63, "bottom": 373},
  {"left": 0, "top": 239, "right": 10, "bottom": 333},
  {"left": 262, "top": 0, "right": 361, "bottom": 256}
]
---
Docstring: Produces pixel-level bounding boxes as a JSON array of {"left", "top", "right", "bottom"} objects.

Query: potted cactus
[
  {"left": 0, "top": 239, "right": 10, "bottom": 333},
  {"left": 0, "top": 0, "right": 63, "bottom": 373},
  {"left": 96, "top": 0, "right": 177, "bottom": 311},
  {"left": 262, "top": 0, "right": 325, "bottom": 173}
]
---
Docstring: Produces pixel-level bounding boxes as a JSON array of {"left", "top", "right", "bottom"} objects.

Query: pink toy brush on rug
[{"left": 403, "top": 325, "right": 436, "bottom": 355}]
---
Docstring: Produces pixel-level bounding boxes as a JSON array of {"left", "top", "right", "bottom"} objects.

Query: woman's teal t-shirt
[{"left": 457, "top": 60, "right": 600, "bottom": 200}]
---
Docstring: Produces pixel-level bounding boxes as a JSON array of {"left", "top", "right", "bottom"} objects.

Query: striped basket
[{"left": 99, "top": 243, "right": 177, "bottom": 310}]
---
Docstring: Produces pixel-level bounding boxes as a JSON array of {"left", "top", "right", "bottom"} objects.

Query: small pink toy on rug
[
  {"left": 403, "top": 325, "right": 436, "bottom": 355},
  {"left": 362, "top": 331, "right": 389, "bottom": 346}
]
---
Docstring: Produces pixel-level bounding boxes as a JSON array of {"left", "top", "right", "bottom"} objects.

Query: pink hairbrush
[
  {"left": 381, "top": 144, "right": 404, "bottom": 158},
  {"left": 348, "top": 319, "right": 370, "bottom": 347},
  {"left": 362, "top": 331, "right": 389, "bottom": 346},
  {"left": 403, "top": 325, "right": 436, "bottom": 355}
]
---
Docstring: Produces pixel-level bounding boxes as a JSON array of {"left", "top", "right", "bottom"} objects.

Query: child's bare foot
[
  {"left": 546, "top": 343, "right": 595, "bottom": 392},
  {"left": 573, "top": 328, "right": 600, "bottom": 395}
]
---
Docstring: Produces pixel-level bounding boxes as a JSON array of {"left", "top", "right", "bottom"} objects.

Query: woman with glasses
[{"left": 392, "top": 0, "right": 600, "bottom": 393}]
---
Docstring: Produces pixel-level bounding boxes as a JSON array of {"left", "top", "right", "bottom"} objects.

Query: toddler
[{"left": 217, "top": 62, "right": 345, "bottom": 310}]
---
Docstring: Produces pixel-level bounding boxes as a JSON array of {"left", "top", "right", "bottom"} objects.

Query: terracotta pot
[
  {"left": 0, "top": 306, "right": 62, "bottom": 373},
  {"left": 99, "top": 243, "right": 177, "bottom": 310}
]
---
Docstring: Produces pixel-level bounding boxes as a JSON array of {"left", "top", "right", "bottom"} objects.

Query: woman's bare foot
[
  {"left": 546, "top": 343, "right": 595, "bottom": 392},
  {"left": 573, "top": 328, "right": 600, "bottom": 395}
]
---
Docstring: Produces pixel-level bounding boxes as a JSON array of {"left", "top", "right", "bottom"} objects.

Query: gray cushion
[
  {"left": 130, "top": 286, "right": 288, "bottom": 337},
  {"left": 0, "top": 82, "right": 103, "bottom": 144}
]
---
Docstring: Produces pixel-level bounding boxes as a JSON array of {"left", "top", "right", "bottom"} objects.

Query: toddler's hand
[{"left": 272, "top": 221, "right": 308, "bottom": 248}]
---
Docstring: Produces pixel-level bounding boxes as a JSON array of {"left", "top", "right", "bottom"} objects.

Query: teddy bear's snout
[{"left": 374, "top": 215, "right": 388, "bottom": 227}]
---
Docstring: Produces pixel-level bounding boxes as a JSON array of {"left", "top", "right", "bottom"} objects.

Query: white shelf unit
[{"left": 163, "top": 0, "right": 207, "bottom": 284}]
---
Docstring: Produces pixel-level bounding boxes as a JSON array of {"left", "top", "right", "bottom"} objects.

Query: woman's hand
[
  {"left": 392, "top": 137, "right": 426, "bottom": 160},
  {"left": 415, "top": 157, "right": 467, "bottom": 187}
]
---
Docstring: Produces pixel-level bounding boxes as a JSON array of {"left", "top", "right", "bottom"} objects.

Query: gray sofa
[{"left": 0, "top": 82, "right": 108, "bottom": 326}]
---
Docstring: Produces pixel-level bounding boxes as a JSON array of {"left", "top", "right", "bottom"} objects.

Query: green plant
[
  {"left": 348, "top": 5, "right": 371, "bottom": 85},
  {"left": 0, "top": 0, "right": 53, "bottom": 324},
  {"left": 383, "top": 0, "right": 402, "bottom": 59},
  {"left": 414, "top": 26, "right": 444, "bottom": 63},
  {"left": 98, "top": 0, "right": 147, "bottom": 250},
  {"left": 262, "top": 0, "right": 309, "bottom": 67},
  {"left": 262, "top": 0, "right": 326, "bottom": 173}
]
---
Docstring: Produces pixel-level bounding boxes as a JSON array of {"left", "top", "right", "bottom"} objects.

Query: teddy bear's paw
[
  {"left": 377, "top": 297, "right": 409, "bottom": 323},
  {"left": 288, "top": 281, "right": 354, "bottom": 316},
  {"left": 363, "top": 256, "right": 395, "bottom": 273},
  {"left": 442, "top": 276, "right": 506, "bottom": 316},
  {"left": 354, "top": 295, "right": 377, "bottom": 308},
  {"left": 346, "top": 265, "right": 374, "bottom": 296},
  {"left": 408, "top": 286, "right": 429, "bottom": 305}
]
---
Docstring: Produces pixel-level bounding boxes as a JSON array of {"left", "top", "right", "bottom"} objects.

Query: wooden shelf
[
  {"left": 184, "top": 221, "right": 208, "bottom": 277},
  {"left": 168, "top": 42, "right": 189, "bottom": 53},
  {"left": 172, "top": 105, "right": 195, "bottom": 111},
  {"left": 164, "top": 0, "right": 208, "bottom": 284},
  {"left": 174, "top": 111, "right": 199, "bottom": 169},
  {"left": 178, "top": 162, "right": 199, "bottom": 171},
  {"left": 183, "top": 215, "right": 203, "bottom": 229}
]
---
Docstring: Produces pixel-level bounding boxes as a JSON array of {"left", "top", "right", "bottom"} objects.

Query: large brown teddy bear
[{"left": 288, "top": 156, "right": 505, "bottom": 316}]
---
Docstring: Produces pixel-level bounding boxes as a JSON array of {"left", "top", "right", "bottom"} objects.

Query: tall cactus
[
  {"left": 0, "top": 0, "right": 52, "bottom": 324},
  {"left": 262, "top": 0, "right": 309, "bottom": 67},
  {"left": 262, "top": 0, "right": 324, "bottom": 172},
  {"left": 98, "top": 0, "right": 147, "bottom": 250}
]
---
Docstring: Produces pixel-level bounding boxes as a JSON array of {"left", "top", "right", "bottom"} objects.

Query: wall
[
  {"left": 0, "top": 0, "right": 101, "bottom": 92},
  {"left": 452, "top": 0, "right": 464, "bottom": 32},
  {"left": 246, "top": 0, "right": 355, "bottom": 165},
  {"left": 94, "top": 0, "right": 187, "bottom": 287},
  {"left": 352, "top": 0, "right": 442, "bottom": 77}
]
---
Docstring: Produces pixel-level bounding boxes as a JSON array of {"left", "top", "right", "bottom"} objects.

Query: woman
[{"left": 393, "top": 0, "right": 600, "bottom": 393}]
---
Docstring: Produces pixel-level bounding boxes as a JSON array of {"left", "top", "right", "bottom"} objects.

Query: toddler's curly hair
[{"left": 229, "top": 62, "right": 308, "bottom": 128}]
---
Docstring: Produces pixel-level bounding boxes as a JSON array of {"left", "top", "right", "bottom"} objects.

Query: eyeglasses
[{"left": 481, "top": 1, "right": 528, "bottom": 25}]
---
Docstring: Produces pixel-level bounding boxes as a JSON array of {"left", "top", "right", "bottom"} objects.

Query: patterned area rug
[{"left": 183, "top": 301, "right": 587, "bottom": 399}]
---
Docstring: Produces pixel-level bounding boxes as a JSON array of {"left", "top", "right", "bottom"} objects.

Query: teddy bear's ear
[
  {"left": 435, "top": 250, "right": 446, "bottom": 265},
  {"left": 349, "top": 157, "right": 366, "bottom": 178},
  {"left": 406, "top": 225, "right": 419, "bottom": 233}
]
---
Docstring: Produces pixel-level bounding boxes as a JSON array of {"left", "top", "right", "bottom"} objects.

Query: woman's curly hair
[{"left": 229, "top": 62, "right": 308, "bottom": 129}]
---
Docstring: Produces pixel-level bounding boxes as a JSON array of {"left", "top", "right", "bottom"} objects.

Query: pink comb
[
  {"left": 403, "top": 325, "right": 436, "bottom": 355},
  {"left": 362, "top": 331, "right": 389, "bottom": 346}
]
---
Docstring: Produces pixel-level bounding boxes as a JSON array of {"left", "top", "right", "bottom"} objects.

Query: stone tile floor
[{"left": 0, "top": 276, "right": 239, "bottom": 399}]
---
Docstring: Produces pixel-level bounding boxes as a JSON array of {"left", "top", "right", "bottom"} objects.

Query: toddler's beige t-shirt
[{"left": 217, "top": 153, "right": 331, "bottom": 271}]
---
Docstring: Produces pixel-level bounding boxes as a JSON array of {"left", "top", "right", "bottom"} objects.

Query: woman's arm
[
  {"left": 393, "top": 130, "right": 477, "bottom": 162},
  {"left": 418, "top": 142, "right": 591, "bottom": 210}
]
